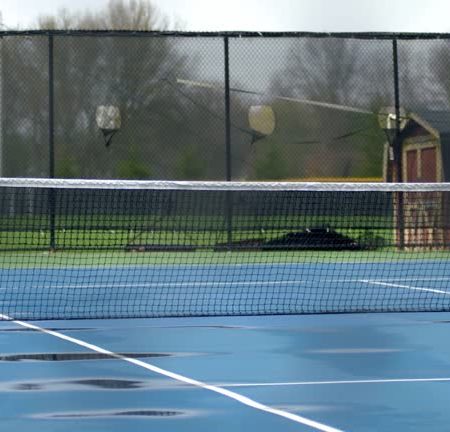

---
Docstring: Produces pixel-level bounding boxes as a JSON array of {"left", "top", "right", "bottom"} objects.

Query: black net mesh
[{"left": 0, "top": 179, "right": 449, "bottom": 320}]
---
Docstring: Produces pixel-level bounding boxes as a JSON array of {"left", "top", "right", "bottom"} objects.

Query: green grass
[
  {"left": 0, "top": 222, "right": 447, "bottom": 269},
  {"left": 0, "top": 226, "right": 395, "bottom": 250},
  {"left": 1, "top": 248, "right": 449, "bottom": 269}
]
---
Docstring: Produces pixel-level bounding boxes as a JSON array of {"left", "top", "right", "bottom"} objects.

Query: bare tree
[
  {"left": 268, "top": 38, "right": 390, "bottom": 178},
  {"left": 38, "top": 0, "right": 168, "bottom": 31},
  {"left": 30, "top": 1, "right": 217, "bottom": 179},
  {"left": 418, "top": 41, "right": 450, "bottom": 110},
  {"left": 271, "top": 38, "right": 367, "bottom": 106}
]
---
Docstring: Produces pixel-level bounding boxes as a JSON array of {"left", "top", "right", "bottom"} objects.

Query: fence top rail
[
  {"left": 1, "top": 178, "right": 450, "bottom": 192},
  {"left": 2, "top": 30, "right": 450, "bottom": 40}
]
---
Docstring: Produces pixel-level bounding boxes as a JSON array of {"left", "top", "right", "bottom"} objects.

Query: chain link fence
[{"left": 1, "top": 31, "right": 450, "bottom": 181}]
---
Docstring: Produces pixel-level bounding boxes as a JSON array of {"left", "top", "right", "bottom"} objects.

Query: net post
[
  {"left": 224, "top": 36, "right": 233, "bottom": 248},
  {"left": 392, "top": 38, "right": 404, "bottom": 250},
  {"left": 48, "top": 33, "right": 56, "bottom": 251}
]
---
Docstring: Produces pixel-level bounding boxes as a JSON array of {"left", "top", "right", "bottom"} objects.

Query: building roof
[{"left": 413, "top": 110, "right": 450, "bottom": 135}]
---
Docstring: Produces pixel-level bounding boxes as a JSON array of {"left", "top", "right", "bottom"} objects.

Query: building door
[
  {"left": 420, "top": 147, "right": 437, "bottom": 182},
  {"left": 404, "top": 147, "right": 438, "bottom": 248},
  {"left": 406, "top": 150, "right": 418, "bottom": 181}
]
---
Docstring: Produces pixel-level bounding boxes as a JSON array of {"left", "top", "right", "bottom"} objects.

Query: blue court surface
[
  {"left": 1, "top": 260, "right": 450, "bottom": 431},
  {"left": 2, "top": 313, "right": 450, "bottom": 431},
  {"left": 1, "top": 260, "right": 450, "bottom": 318}
]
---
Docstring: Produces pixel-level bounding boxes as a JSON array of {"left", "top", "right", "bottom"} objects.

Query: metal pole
[
  {"left": 393, "top": 39, "right": 403, "bottom": 183},
  {"left": 224, "top": 36, "right": 233, "bottom": 248},
  {"left": 0, "top": 36, "right": 3, "bottom": 177},
  {"left": 48, "top": 34, "right": 56, "bottom": 250},
  {"left": 393, "top": 38, "right": 404, "bottom": 249},
  {"left": 224, "top": 36, "right": 232, "bottom": 182}
]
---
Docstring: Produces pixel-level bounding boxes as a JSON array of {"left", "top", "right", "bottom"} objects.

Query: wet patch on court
[
  {"left": 34, "top": 409, "right": 188, "bottom": 419},
  {"left": 0, "top": 377, "right": 187, "bottom": 392},
  {"left": 0, "top": 352, "right": 174, "bottom": 361},
  {"left": 0, "top": 327, "right": 96, "bottom": 333}
]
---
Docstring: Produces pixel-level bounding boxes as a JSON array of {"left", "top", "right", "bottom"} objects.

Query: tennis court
[
  {"left": 1, "top": 179, "right": 450, "bottom": 431},
  {"left": 3, "top": 312, "right": 450, "bottom": 431},
  {"left": 1, "top": 260, "right": 450, "bottom": 319}
]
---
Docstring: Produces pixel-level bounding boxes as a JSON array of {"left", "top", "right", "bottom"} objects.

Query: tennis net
[{"left": 0, "top": 178, "right": 449, "bottom": 320}]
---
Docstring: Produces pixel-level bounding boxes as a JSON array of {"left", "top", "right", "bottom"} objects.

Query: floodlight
[{"left": 96, "top": 105, "right": 121, "bottom": 147}]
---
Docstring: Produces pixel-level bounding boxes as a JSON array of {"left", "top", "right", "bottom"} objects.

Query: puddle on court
[
  {"left": 0, "top": 352, "right": 175, "bottom": 361},
  {"left": 12, "top": 382, "right": 45, "bottom": 391},
  {"left": 11, "top": 378, "right": 144, "bottom": 391},
  {"left": 0, "top": 327, "right": 95, "bottom": 332},
  {"left": 35, "top": 409, "right": 187, "bottom": 419},
  {"left": 2, "top": 377, "right": 185, "bottom": 392}
]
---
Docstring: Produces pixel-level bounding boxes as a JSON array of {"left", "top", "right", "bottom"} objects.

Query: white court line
[
  {"left": 219, "top": 377, "right": 450, "bottom": 388},
  {"left": 374, "top": 278, "right": 450, "bottom": 282},
  {"left": 0, "top": 313, "right": 342, "bottom": 432},
  {"left": 360, "top": 280, "right": 450, "bottom": 295},
  {"left": 0, "top": 278, "right": 363, "bottom": 291},
  {"left": 1, "top": 277, "right": 448, "bottom": 292}
]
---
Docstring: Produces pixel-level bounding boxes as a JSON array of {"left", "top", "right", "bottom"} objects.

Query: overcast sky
[{"left": 1, "top": 0, "right": 449, "bottom": 32}]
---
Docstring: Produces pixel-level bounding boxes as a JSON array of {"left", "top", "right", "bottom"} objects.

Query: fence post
[
  {"left": 0, "top": 35, "right": 3, "bottom": 178},
  {"left": 48, "top": 33, "right": 56, "bottom": 251},
  {"left": 393, "top": 37, "right": 404, "bottom": 249},
  {"left": 224, "top": 36, "right": 233, "bottom": 249}
]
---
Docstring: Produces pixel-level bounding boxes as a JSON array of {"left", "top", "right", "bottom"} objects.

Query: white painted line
[
  {"left": 2, "top": 277, "right": 447, "bottom": 292},
  {"left": 219, "top": 377, "right": 450, "bottom": 388},
  {"left": 360, "top": 280, "right": 450, "bottom": 295},
  {"left": 43, "top": 280, "right": 315, "bottom": 289},
  {"left": 39, "top": 277, "right": 450, "bottom": 290},
  {"left": 375, "top": 277, "right": 450, "bottom": 282},
  {"left": 0, "top": 313, "right": 343, "bottom": 432},
  {"left": 0, "top": 278, "right": 363, "bottom": 291}
]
